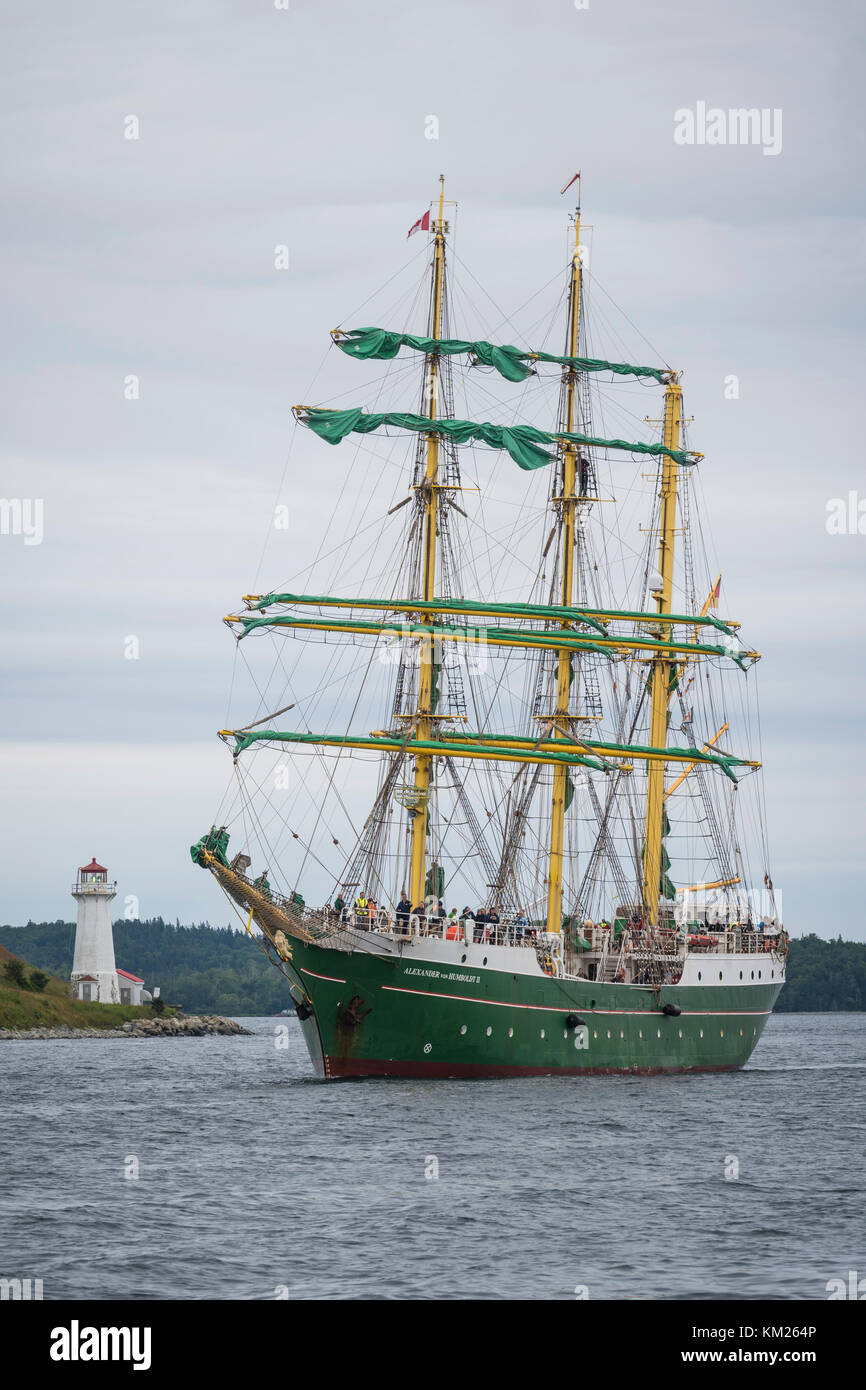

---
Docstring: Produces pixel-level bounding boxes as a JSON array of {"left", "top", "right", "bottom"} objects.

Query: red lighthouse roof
[{"left": 79, "top": 858, "right": 107, "bottom": 874}]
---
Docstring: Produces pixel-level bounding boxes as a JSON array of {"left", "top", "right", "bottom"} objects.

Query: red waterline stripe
[
  {"left": 381, "top": 983, "right": 772, "bottom": 1018},
  {"left": 301, "top": 966, "right": 347, "bottom": 984},
  {"left": 325, "top": 1057, "right": 744, "bottom": 1080}
]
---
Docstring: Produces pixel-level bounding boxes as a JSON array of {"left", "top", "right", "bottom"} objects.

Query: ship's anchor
[
  {"left": 341, "top": 994, "right": 372, "bottom": 1027},
  {"left": 565, "top": 1014, "right": 586, "bottom": 1029},
  {"left": 661, "top": 1003, "right": 682, "bottom": 1017}
]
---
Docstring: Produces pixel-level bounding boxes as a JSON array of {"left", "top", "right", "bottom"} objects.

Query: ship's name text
[{"left": 403, "top": 967, "right": 481, "bottom": 985}]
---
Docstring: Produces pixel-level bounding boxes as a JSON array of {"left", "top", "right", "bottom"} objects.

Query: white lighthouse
[{"left": 71, "top": 858, "right": 120, "bottom": 1003}]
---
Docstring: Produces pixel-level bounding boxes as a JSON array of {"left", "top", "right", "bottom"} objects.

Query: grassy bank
[{"left": 0, "top": 944, "right": 172, "bottom": 1031}]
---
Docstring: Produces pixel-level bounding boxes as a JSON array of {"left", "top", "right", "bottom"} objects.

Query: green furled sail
[
  {"left": 640, "top": 810, "right": 676, "bottom": 901},
  {"left": 230, "top": 610, "right": 748, "bottom": 667},
  {"left": 425, "top": 862, "right": 445, "bottom": 900},
  {"left": 333, "top": 326, "right": 671, "bottom": 385},
  {"left": 243, "top": 591, "right": 736, "bottom": 637},
  {"left": 294, "top": 406, "right": 701, "bottom": 469},
  {"left": 223, "top": 727, "right": 748, "bottom": 782},
  {"left": 190, "top": 825, "right": 230, "bottom": 868}
]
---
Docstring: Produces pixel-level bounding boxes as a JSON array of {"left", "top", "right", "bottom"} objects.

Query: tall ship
[{"left": 192, "top": 177, "right": 786, "bottom": 1078}]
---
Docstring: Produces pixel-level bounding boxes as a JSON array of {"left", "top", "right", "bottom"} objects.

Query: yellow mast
[
  {"left": 408, "top": 176, "right": 447, "bottom": 907},
  {"left": 545, "top": 187, "right": 582, "bottom": 934},
  {"left": 641, "top": 378, "right": 683, "bottom": 922}
]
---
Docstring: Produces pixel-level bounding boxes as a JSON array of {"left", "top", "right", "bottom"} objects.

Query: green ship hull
[{"left": 280, "top": 935, "right": 782, "bottom": 1079}]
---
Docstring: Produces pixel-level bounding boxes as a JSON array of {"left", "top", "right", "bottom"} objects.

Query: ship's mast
[
  {"left": 641, "top": 378, "right": 683, "bottom": 922},
  {"left": 408, "top": 176, "right": 447, "bottom": 908},
  {"left": 228, "top": 190, "right": 765, "bottom": 930},
  {"left": 545, "top": 189, "right": 583, "bottom": 934}
]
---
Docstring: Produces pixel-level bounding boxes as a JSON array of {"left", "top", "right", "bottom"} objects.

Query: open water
[{"left": 1, "top": 1012, "right": 863, "bottom": 1300}]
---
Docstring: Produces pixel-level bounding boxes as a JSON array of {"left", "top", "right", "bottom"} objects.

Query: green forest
[
  {"left": 0, "top": 920, "right": 863, "bottom": 1016},
  {"left": 0, "top": 918, "right": 289, "bottom": 1017}
]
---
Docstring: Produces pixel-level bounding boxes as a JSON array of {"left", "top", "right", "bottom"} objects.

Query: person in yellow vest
[{"left": 354, "top": 892, "right": 368, "bottom": 922}]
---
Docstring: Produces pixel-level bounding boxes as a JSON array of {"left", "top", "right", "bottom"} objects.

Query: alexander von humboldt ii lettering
[{"left": 192, "top": 177, "right": 786, "bottom": 1078}]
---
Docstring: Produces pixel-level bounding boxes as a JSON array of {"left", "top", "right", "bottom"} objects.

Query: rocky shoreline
[{"left": 0, "top": 1014, "right": 251, "bottom": 1040}]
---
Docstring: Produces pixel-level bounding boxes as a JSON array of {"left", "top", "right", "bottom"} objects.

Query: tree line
[{"left": 0, "top": 920, "right": 863, "bottom": 1017}]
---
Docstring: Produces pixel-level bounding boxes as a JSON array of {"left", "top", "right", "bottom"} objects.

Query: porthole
[
  {"left": 607, "top": 1030, "right": 611, "bottom": 1039},
  {"left": 540, "top": 1028, "right": 546, "bottom": 1039},
  {"left": 699, "top": 1028, "right": 704, "bottom": 1038},
  {"left": 461, "top": 953, "right": 467, "bottom": 963},
  {"left": 678, "top": 1028, "right": 683, "bottom": 1038},
  {"left": 619, "top": 1030, "right": 624, "bottom": 1039},
  {"left": 771, "top": 970, "right": 775, "bottom": 979},
  {"left": 657, "top": 1028, "right": 661, "bottom": 1038},
  {"left": 460, "top": 1024, "right": 467, "bottom": 1035},
  {"left": 482, "top": 957, "right": 488, "bottom": 966},
  {"left": 758, "top": 970, "right": 762, "bottom": 980},
  {"left": 639, "top": 1029, "right": 643, "bottom": 1039},
  {"left": 739, "top": 971, "right": 743, "bottom": 980},
  {"left": 753, "top": 1026, "right": 757, "bottom": 1036},
  {"left": 563, "top": 1029, "right": 568, "bottom": 1039},
  {"left": 593, "top": 1029, "right": 598, "bottom": 1039},
  {"left": 739, "top": 1028, "right": 743, "bottom": 1037},
  {"left": 486, "top": 1026, "right": 492, "bottom": 1037},
  {"left": 719, "top": 971, "right": 723, "bottom": 981},
  {"left": 697, "top": 971, "right": 702, "bottom": 981},
  {"left": 508, "top": 1027, "right": 514, "bottom": 1038},
  {"left": 720, "top": 1029, "right": 725, "bottom": 1038},
  {"left": 751, "top": 971, "right": 754, "bottom": 980}
]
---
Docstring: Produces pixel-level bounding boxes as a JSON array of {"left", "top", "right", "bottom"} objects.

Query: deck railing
[{"left": 233, "top": 874, "right": 784, "bottom": 959}]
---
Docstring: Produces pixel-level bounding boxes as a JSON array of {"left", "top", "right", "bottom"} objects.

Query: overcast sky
[{"left": 2, "top": 0, "right": 864, "bottom": 936}]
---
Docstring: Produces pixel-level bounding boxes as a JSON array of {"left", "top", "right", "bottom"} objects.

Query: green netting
[
  {"left": 334, "top": 327, "right": 670, "bottom": 385},
  {"left": 295, "top": 406, "right": 699, "bottom": 469}
]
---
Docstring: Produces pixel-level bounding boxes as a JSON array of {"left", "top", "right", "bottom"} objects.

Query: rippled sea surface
[{"left": 2, "top": 1013, "right": 864, "bottom": 1300}]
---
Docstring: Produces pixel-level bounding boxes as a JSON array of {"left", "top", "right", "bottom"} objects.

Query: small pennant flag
[
  {"left": 698, "top": 573, "right": 722, "bottom": 618},
  {"left": 407, "top": 210, "right": 431, "bottom": 239}
]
